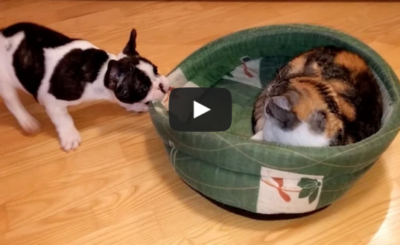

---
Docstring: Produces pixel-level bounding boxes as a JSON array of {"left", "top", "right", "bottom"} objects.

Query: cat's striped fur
[{"left": 252, "top": 46, "right": 383, "bottom": 147}]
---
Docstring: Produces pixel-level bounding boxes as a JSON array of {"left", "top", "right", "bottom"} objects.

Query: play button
[
  {"left": 169, "top": 87, "right": 232, "bottom": 132},
  {"left": 193, "top": 101, "right": 210, "bottom": 119}
]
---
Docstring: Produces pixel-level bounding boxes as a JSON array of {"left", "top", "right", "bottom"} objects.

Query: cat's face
[
  {"left": 262, "top": 77, "right": 343, "bottom": 147},
  {"left": 105, "top": 29, "right": 168, "bottom": 107}
]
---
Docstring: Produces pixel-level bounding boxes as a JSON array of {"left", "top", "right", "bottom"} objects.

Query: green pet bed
[{"left": 149, "top": 24, "right": 400, "bottom": 218}]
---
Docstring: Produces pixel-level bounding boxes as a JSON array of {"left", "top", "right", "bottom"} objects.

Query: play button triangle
[{"left": 193, "top": 101, "right": 210, "bottom": 119}]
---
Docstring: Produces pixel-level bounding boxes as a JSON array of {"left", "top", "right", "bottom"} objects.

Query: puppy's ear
[
  {"left": 106, "top": 60, "right": 121, "bottom": 90},
  {"left": 123, "top": 29, "right": 138, "bottom": 56}
]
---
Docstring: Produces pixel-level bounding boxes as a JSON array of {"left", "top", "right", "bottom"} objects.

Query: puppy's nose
[{"left": 159, "top": 83, "right": 166, "bottom": 93}]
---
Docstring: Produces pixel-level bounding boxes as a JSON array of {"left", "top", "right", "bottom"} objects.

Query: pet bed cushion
[{"left": 149, "top": 24, "right": 400, "bottom": 216}]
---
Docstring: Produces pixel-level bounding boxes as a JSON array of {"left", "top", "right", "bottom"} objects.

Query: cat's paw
[
  {"left": 19, "top": 114, "right": 41, "bottom": 135},
  {"left": 58, "top": 127, "right": 81, "bottom": 152},
  {"left": 250, "top": 131, "right": 264, "bottom": 141}
]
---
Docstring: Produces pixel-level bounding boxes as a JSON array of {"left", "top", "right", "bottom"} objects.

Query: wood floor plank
[
  {"left": 0, "top": 204, "right": 8, "bottom": 235},
  {"left": 0, "top": 201, "right": 99, "bottom": 245},
  {"left": 67, "top": 211, "right": 163, "bottom": 245}
]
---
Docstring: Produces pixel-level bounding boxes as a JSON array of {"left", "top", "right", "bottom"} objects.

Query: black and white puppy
[{"left": 0, "top": 22, "right": 169, "bottom": 151}]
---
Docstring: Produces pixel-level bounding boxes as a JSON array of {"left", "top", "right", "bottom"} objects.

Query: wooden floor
[{"left": 1, "top": 1, "right": 400, "bottom": 244}]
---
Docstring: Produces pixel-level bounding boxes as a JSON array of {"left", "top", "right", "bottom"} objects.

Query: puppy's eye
[
  {"left": 139, "top": 85, "right": 149, "bottom": 93},
  {"left": 122, "top": 90, "right": 129, "bottom": 97},
  {"left": 129, "top": 66, "right": 134, "bottom": 72}
]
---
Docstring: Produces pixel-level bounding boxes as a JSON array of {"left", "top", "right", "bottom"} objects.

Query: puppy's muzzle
[
  {"left": 156, "top": 75, "right": 169, "bottom": 94},
  {"left": 159, "top": 83, "right": 166, "bottom": 93}
]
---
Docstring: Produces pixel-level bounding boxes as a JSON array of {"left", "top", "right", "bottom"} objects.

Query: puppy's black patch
[
  {"left": 104, "top": 57, "right": 152, "bottom": 104},
  {"left": 2, "top": 22, "right": 76, "bottom": 99},
  {"left": 49, "top": 48, "right": 109, "bottom": 101},
  {"left": 1, "top": 22, "right": 75, "bottom": 47},
  {"left": 138, "top": 56, "right": 159, "bottom": 75}
]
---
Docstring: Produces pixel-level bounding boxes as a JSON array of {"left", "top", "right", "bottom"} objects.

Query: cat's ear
[
  {"left": 123, "top": 29, "right": 138, "bottom": 56},
  {"left": 271, "top": 96, "right": 291, "bottom": 111},
  {"left": 106, "top": 60, "right": 122, "bottom": 90},
  {"left": 309, "top": 110, "right": 327, "bottom": 133}
]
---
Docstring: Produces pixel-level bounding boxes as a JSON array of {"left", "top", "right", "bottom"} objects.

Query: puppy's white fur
[{"left": 0, "top": 31, "right": 168, "bottom": 151}]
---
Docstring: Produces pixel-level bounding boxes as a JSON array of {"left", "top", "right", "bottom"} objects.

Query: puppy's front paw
[
  {"left": 59, "top": 127, "right": 81, "bottom": 152},
  {"left": 19, "top": 114, "right": 41, "bottom": 135}
]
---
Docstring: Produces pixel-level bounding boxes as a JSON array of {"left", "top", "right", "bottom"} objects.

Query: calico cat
[
  {"left": 251, "top": 46, "right": 383, "bottom": 147},
  {"left": 0, "top": 22, "right": 169, "bottom": 151}
]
